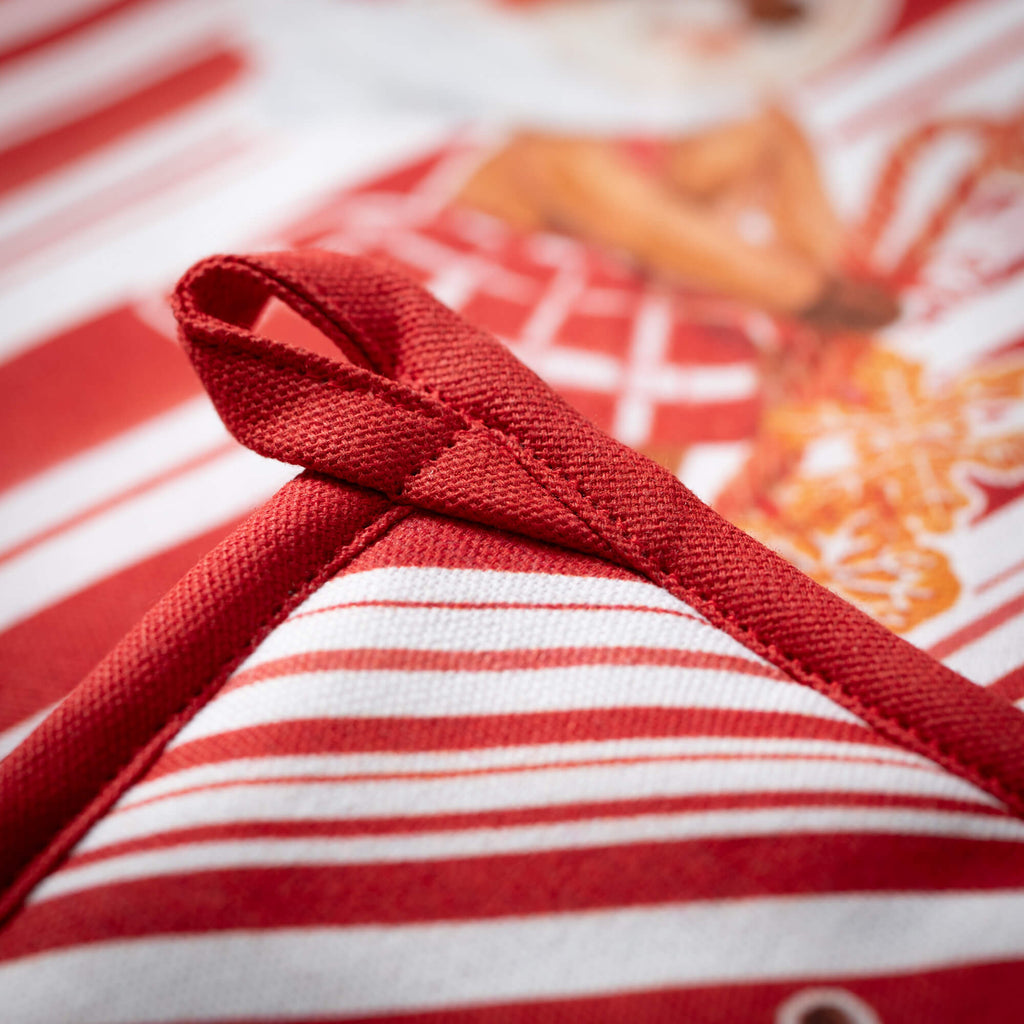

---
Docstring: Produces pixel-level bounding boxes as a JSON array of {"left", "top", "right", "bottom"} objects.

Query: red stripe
[
  {"left": 0, "top": 306, "right": 200, "bottom": 491},
  {"left": 4, "top": 832, "right": 1024, "bottom": 958},
  {"left": 0, "top": 440, "right": 235, "bottom": 567},
  {"left": 651, "top": 397, "right": 761, "bottom": 444},
  {"left": 64, "top": 789, "right": 1006, "bottom": 870},
  {"left": 291, "top": 599, "right": 702, "bottom": 623},
  {"left": 0, "top": 46, "right": 245, "bottom": 197},
  {"left": 150, "top": 710, "right": 886, "bottom": 781},
  {"left": 227, "top": 646, "right": 783, "bottom": 691},
  {"left": 885, "top": 0, "right": 965, "bottom": 36},
  {"left": 125, "top": 749, "right": 931, "bottom": 815},
  {"left": 929, "top": 590, "right": 1024, "bottom": 660},
  {"left": 0, "top": 0, "right": 165, "bottom": 68},
  {"left": 209, "top": 960, "right": 1024, "bottom": 1024},
  {"left": 969, "top": 476, "right": 1024, "bottom": 527},
  {"left": 990, "top": 664, "right": 1024, "bottom": 704},
  {"left": 976, "top": 555, "right": 1024, "bottom": 594},
  {"left": 667, "top": 322, "right": 758, "bottom": 366},
  {"left": 0, "top": 515, "right": 247, "bottom": 734}
]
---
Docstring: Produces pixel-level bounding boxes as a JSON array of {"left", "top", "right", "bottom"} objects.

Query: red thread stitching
[
  {"left": 187, "top": 324, "right": 461, "bottom": 426},
  {"left": 0, "top": 503, "right": 414, "bottom": 924}
]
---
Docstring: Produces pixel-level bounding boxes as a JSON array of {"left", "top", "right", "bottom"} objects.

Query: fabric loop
[
  {"left": 173, "top": 254, "right": 465, "bottom": 494},
  {"left": 172, "top": 251, "right": 616, "bottom": 556}
]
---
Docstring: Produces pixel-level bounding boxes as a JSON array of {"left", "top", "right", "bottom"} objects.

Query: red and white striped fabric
[
  {"left": 2, "top": 247, "right": 1024, "bottom": 1022},
  {"left": 3, "top": 0, "right": 1024, "bottom": 759},
  {"left": 0, "top": 0, "right": 444, "bottom": 758},
  {"left": 3, "top": 3, "right": 1024, "bottom": 1021},
  {"left": 5, "top": 514, "right": 1024, "bottom": 1021}
]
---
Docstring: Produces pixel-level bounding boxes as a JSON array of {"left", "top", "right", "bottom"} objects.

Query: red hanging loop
[{"left": 173, "top": 250, "right": 616, "bottom": 556}]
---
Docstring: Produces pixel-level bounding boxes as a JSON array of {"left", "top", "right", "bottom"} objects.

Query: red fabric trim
[
  {"left": 0, "top": 514, "right": 246, "bottom": 733},
  {"left": 349, "top": 509, "right": 639, "bottom": 578},
  {"left": 0, "top": 472, "right": 407, "bottom": 919},
  {"left": 173, "top": 250, "right": 1024, "bottom": 816}
]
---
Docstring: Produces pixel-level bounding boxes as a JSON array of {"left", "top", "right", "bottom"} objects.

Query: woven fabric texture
[{"left": 2, "top": 510, "right": 1024, "bottom": 1022}]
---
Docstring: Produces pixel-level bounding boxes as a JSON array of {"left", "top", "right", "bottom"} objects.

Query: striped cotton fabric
[
  {"left": 4, "top": 0, "right": 1024, "bottom": 769},
  {"left": 3, "top": 511, "right": 1023, "bottom": 1022}
]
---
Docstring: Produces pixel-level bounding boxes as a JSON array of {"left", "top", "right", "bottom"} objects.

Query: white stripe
[
  {"left": 678, "top": 442, "right": 753, "bottom": 505},
  {"left": 525, "top": 346, "right": 757, "bottom": 402},
  {"left": 806, "top": 0, "right": 1024, "bottom": 134},
  {"left": 0, "top": 447, "right": 293, "bottom": 631},
  {"left": 0, "top": 398, "right": 228, "bottom": 557},
  {"left": 296, "top": 565, "right": 705, "bottom": 618},
  {"left": 38, "top": 803, "right": 1024, "bottom": 905},
  {"left": 0, "top": 91, "right": 252, "bottom": 254},
  {"left": 612, "top": 361, "right": 759, "bottom": 404},
  {"left": 945, "top": 613, "right": 1024, "bottom": 687},
  {"left": 0, "top": 115, "right": 450, "bottom": 364},
  {"left": 125, "top": 736, "right": 914, "bottom": 806},
  {"left": 169, "top": 663, "right": 862, "bottom": 750},
  {"left": 78, "top": 757, "right": 994, "bottom": 853},
  {"left": 5, "top": 892, "right": 1024, "bottom": 1021},
  {"left": 955, "top": 472, "right": 1024, "bottom": 597},
  {"left": 514, "top": 260, "right": 583, "bottom": 354},
  {"left": 904, "top": 505, "right": 1024, "bottom": 658},
  {"left": 242, "top": 604, "right": 758, "bottom": 669},
  {"left": 610, "top": 292, "right": 671, "bottom": 447},
  {"left": 885, "top": 272, "right": 1024, "bottom": 380}
]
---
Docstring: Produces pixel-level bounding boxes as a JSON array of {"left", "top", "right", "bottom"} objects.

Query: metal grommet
[{"left": 775, "top": 987, "right": 882, "bottom": 1024}]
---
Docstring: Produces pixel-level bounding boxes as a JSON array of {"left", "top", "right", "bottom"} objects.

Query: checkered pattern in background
[{"left": 280, "top": 144, "right": 766, "bottom": 494}]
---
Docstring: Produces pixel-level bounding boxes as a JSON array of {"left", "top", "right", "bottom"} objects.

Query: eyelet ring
[{"left": 775, "top": 987, "right": 882, "bottom": 1024}]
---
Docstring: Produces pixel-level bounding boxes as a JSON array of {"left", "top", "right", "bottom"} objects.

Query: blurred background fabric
[{"left": 1, "top": 0, "right": 1023, "bottom": 754}]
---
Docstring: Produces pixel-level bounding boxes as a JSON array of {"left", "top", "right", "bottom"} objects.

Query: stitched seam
[
  {"left": 532, "top": 446, "right": 1019, "bottom": 806},
  {"left": 194, "top": 309, "right": 611, "bottom": 549},
  {"left": 0, "top": 502, "right": 413, "bottom": 927},
  {"left": 185, "top": 260, "right": 603, "bottom": 543},
  {"left": 393, "top": 433, "right": 463, "bottom": 497},
  {"left": 411, "top": 383, "right": 1020, "bottom": 810},
  {"left": 190, "top": 323, "right": 461, "bottom": 427},
  {"left": 390, "top": 419, "right": 613, "bottom": 554}
]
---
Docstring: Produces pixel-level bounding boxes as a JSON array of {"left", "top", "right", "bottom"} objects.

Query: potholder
[{"left": 2, "top": 250, "right": 1024, "bottom": 1023}]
